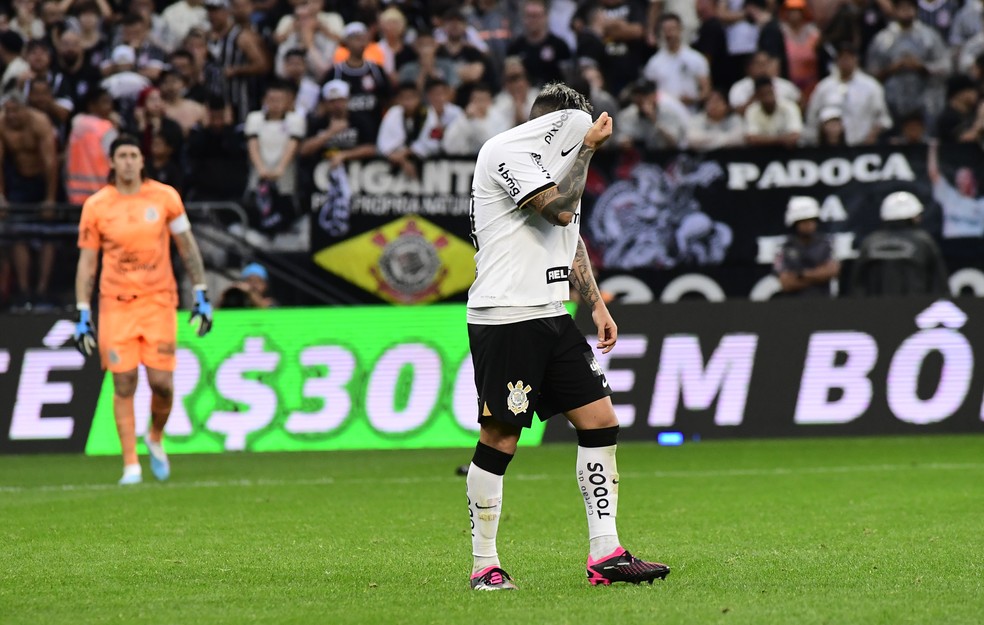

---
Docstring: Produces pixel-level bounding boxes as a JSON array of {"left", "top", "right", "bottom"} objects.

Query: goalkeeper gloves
[
  {"left": 190, "top": 286, "right": 213, "bottom": 337},
  {"left": 74, "top": 305, "right": 97, "bottom": 356}
]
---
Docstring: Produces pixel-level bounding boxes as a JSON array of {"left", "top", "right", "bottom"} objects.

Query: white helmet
[
  {"left": 784, "top": 196, "right": 821, "bottom": 227},
  {"left": 880, "top": 191, "right": 923, "bottom": 221}
]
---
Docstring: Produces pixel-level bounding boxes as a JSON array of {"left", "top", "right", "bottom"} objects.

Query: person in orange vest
[{"left": 66, "top": 87, "right": 119, "bottom": 205}]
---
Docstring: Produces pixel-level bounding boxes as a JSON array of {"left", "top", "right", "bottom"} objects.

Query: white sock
[
  {"left": 577, "top": 445, "right": 621, "bottom": 560},
  {"left": 467, "top": 463, "right": 503, "bottom": 574},
  {"left": 122, "top": 463, "right": 142, "bottom": 477}
]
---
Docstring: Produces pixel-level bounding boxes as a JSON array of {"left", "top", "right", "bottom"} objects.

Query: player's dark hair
[
  {"left": 107, "top": 134, "right": 147, "bottom": 183},
  {"left": 529, "top": 82, "right": 593, "bottom": 120}
]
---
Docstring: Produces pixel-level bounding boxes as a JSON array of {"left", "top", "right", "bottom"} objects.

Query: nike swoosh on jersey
[{"left": 561, "top": 142, "right": 581, "bottom": 157}]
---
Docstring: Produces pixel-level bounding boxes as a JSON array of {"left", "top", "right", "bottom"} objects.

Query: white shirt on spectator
[
  {"left": 745, "top": 99, "right": 803, "bottom": 137},
  {"left": 101, "top": 71, "right": 151, "bottom": 100},
  {"left": 933, "top": 177, "right": 984, "bottom": 238},
  {"left": 244, "top": 110, "right": 306, "bottom": 194},
  {"left": 687, "top": 113, "right": 745, "bottom": 151},
  {"left": 616, "top": 99, "right": 689, "bottom": 150},
  {"left": 377, "top": 106, "right": 413, "bottom": 156},
  {"left": 642, "top": 45, "right": 709, "bottom": 105},
  {"left": 729, "top": 76, "right": 801, "bottom": 110},
  {"left": 412, "top": 104, "right": 464, "bottom": 157},
  {"left": 293, "top": 77, "right": 321, "bottom": 117},
  {"left": 160, "top": 1, "right": 208, "bottom": 52},
  {"left": 491, "top": 88, "right": 538, "bottom": 125},
  {"left": 443, "top": 110, "right": 512, "bottom": 155},
  {"left": 805, "top": 69, "right": 892, "bottom": 145}
]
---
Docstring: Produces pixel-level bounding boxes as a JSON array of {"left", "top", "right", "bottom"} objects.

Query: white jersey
[{"left": 467, "top": 108, "right": 593, "bottom": 317}]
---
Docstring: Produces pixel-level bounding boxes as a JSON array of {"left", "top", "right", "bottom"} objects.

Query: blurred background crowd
[{"left": 1, "top": 0, "right": 983, "bottom": 310}]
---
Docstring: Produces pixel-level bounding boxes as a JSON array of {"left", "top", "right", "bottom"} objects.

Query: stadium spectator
[
  {"left": 747, "top": 0, "right": 789, "bottom": 78},
  {"left": 615, "top": 79, "right": 689, "bottom": 150},
  {"left": 273, "top": 0, "right": 342, "bottom": 81},
  {"left": 20, "top": 41, "right": 71, "bottom": 125},
  {"left": 816, "top": 106, "right": 847, "bottom": 146},
  {"left": 805, "top": 42, "right": 891, "bottom": 145},
  {"left": 949, "top": 0, "right": 982, "bottom": 50},
  {"left": 299, "top": 79, "right": 376, "bottom": 171},
  {"left": 646, "top": 0, "right": 700, "bottom": 47},
  {"left": 866, "top": 0, "right": 948, "bottom": 124},
  {"left": 434, "top": 6, "right": 492, "bottom": 56},
  {"left": 744, "top": 76, "right": 803, "bottom": 147},
  {"left": 0, "top": 32, "right": 28, "bottom": 95},
  {"left": 491, "top": 59, "right": 537, "bottom": 126},
  {"left": 65, "top": 87, "right": 118, "bottom": 205},
  {"left": 219, "top": 262, "right": 277, "bottom": 308},
  {"left": 276, "top": 50, "right": 318, "bottom": 116},
  {"left": 204, "top": 0, "right": 270, "bottom": 123},
  {"left": 126, "top": 0, "right": 168, "bottom": 51},
  {"left": 717, "top": 0, "right": 760, "bottom": 89},
  {"left": 167, "top": 49, "right": 207, "bottom": 103},
  {"left": 160, "top": 0, "right": 208, "bottom": 53},
  {"left": 377, "top": 81, "right": 426, "bottom": 178},
  {"left": 693, "top": 0, "right": 730, "bottom": 92},
  {"left": 377, "top": 7, "right": 410, "bottom": 79},
  {"left": 52, "top": 30, "right": 102, "bottom": 110},
  {"left": 0, "top": 92, "right": 58, "bottom": 308},
  {"left": 407, "top": 78, "right": 463, "bottom": 158},
  {"left": 438, "top": 9, "right": 496, "bottom": 97},
  {"left": 851, "top": 191, "right": 948, "bottom": 296},
  {"left": 133, "top": 87, "right": 183, "bottom": 162},
  {"left": 443, "top": 82, "right": 511, "bottom": 155},
  {"left": 26, "top": 81, "right": 66, "bottom": 146},
  {"left": 643, "top": 13, "right": 710, "bottom": 109},
  {"left": 244, "top": 81, "right": 305, "bottom": 230},
  {"left": 397, "top": 30, "right": 458, "bottom": 91},
  {"left": 160, "top": 70, "right": 206, "bottom": 134},
  {"left": 10, "top": 0, "right": 44, "bottom": 42},
  {"left": 888, "top": 109, "right": 928, "bottom": 144},
  {"left": 775, "top": 196, "right": 840, "bottom": 297},
  {"left": 687, "top": 88, "right": 745, "bottom": 150},
  {"left": 186, "top": 97, "right": 248, "bottom": 201},
  {"left": 38, "top": 0, "right": 66, "bottom": 49},
  {"left": 936, "top": 75, "right": 984, "bottom": 143},
  {"left": 145, "top": 130, "right": 183, "bottom": 191},
  {"left": 112, "top": 13, "right": 168, "bottom": 82},
  {"left": 928, "top": 140, "right": 984, "bottom": 238},
  {"left": 729, "top": 50, "right": 801, "bottom": 113},
  {"left": 469, "top": 0, "right": 513, "bottom": 74},
  {"left": 595, "top": 0, "right": 648, "bottom": 95},
  {"left": 576, "top": 62, "right": 620, "bottom": 122},
  {"left": 507, "top": 0, "right": 572, "bottom": 86},
  {"left": 100, "top": 46, "right": 152, "bottom": 120},
  {"left": 780, "top": 0, "right": 819, "bottom": 100},
  {"left": 324, "top": 22, "right": 391, "bottom": 142},
  {"left": 75, "top": 2, "right": 110, "bottom": 68},
  {"left": 916, "top": 0, "right": 960, "bottom": 40}
]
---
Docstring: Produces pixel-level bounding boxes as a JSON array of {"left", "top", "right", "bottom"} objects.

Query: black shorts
[{"left": 468, "top": 314, "right": 612, "bottom": 429}]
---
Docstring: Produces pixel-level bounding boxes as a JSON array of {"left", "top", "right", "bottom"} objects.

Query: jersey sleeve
[
  {"left": 77, "top": 197, "right": 101, "bottom": 250},
  {"left": 162, "top": 184, "right": 187, "bottom": 223},
  {"left": 498, "top": 151, "right": 557, "bottom": 209},
  {"left": 244, "top": 111, "right": 262, "bottom": 138}
]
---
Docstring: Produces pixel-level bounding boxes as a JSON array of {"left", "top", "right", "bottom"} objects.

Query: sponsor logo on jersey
[
  {"left": 545, "top": 266, "right": 570, "bottom": 283},
  {"left": 543, "top": 110, "right": 571, "bottom": 144},
  {"left": 145, "top": 206, "right": 159, "bottom": 222},
  {"left": 530, "top": 152, "right": 551, "bottom": 178},
  {"left": 498, "top": 162, "right": 521, "bottom": 197},
  {"left": 506, "top": 380, "right": 532, "bottom": 415}
]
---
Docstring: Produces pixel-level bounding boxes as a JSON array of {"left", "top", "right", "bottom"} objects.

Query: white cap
[
  {"left": 321, "top": 79, "right": 350, "bottom": 100},
  {"left": 111, "top": 45, "right": 136, "bottom": 66},
  {"left": 784, "top": 196, "right": 821, "bottom": 227},
  {"left": 819, "top": 106, "right": 842, "bottom": 123},
  {"left": 343, "top": 22, "right": 367, "bottom": 38},
  {"left": 880, "top": 191, "right": 923, "bottom": 221}
]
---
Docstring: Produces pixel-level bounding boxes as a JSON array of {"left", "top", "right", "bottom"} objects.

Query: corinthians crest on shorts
[{"left": 506, "top": 380, "right": 532, "bottom": 415}]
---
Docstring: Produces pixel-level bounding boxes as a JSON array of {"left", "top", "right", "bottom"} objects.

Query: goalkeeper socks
[
  {"left": 577, "top": 427, "right": 621, "bottom": 560},
  {"left": 467, "top": 442, "right": 513, "bottom": 574}
]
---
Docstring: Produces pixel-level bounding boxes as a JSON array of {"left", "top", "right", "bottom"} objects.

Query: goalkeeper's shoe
[
  {"left": 118, "top": 465, "right": 143, "bottom": 486},
  {"left": 470, "top": 566, "right": 518, "bottom": 591},
  {"left": 586, "top": 547, "right": 670, "bottom": 586},
  {"left": 145, "top": 436, "right": 170, "bottom": 481}
]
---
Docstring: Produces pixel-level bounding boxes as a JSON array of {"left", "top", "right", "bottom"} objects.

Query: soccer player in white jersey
[{"left": 465, "top": 83, "right": 671, "bottom": 590}]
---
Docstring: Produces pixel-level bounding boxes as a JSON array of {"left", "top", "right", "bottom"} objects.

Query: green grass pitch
[{"left": 2, "top": 435, "right": 982, "bottom": 625}]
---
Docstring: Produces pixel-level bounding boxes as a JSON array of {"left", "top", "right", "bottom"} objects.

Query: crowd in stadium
[{"left": 0, "top": 0, "right": 981, "bottom": 309}]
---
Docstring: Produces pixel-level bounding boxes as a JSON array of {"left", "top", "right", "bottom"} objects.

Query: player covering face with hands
[
  {"left": 465, "top": 83, "right": 669, "bottom": 590},
  {"left": 74, "top": 135, "right": 213, "bottom": 485}
]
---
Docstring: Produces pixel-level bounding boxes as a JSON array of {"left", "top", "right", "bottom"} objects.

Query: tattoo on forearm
[
  {"left": 570, "top": 238, "right": 601, "bottom": 307},
  {"left": 176, "top": 231, "right": 207, "bottom": 286}
]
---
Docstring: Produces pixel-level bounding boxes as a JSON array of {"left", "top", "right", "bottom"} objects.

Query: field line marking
[{"left": 1, "top": 462, "right": 983, "bottom": 494}]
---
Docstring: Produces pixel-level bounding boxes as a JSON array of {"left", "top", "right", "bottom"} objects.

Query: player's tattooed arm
[
  {"left": 525, "top": 143, "right": 596, "bottom": 226},
  {"left": 570, "top": 236, "right": 601, "bottom": 307},
  {"left": 75, "top": 248, "right": 99, "bottom": 305},
  {"left": 173, "top": 230, "right": 208, "bottom": 287}
]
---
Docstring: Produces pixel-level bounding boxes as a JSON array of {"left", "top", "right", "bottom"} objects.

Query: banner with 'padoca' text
[{"left": 84, "top": 305, "right": 546, "bottom": 455}]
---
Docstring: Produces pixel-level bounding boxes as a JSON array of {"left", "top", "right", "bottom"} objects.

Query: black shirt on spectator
[{"left": 506, "top": 33, "right": 571, "bottom": 86}]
